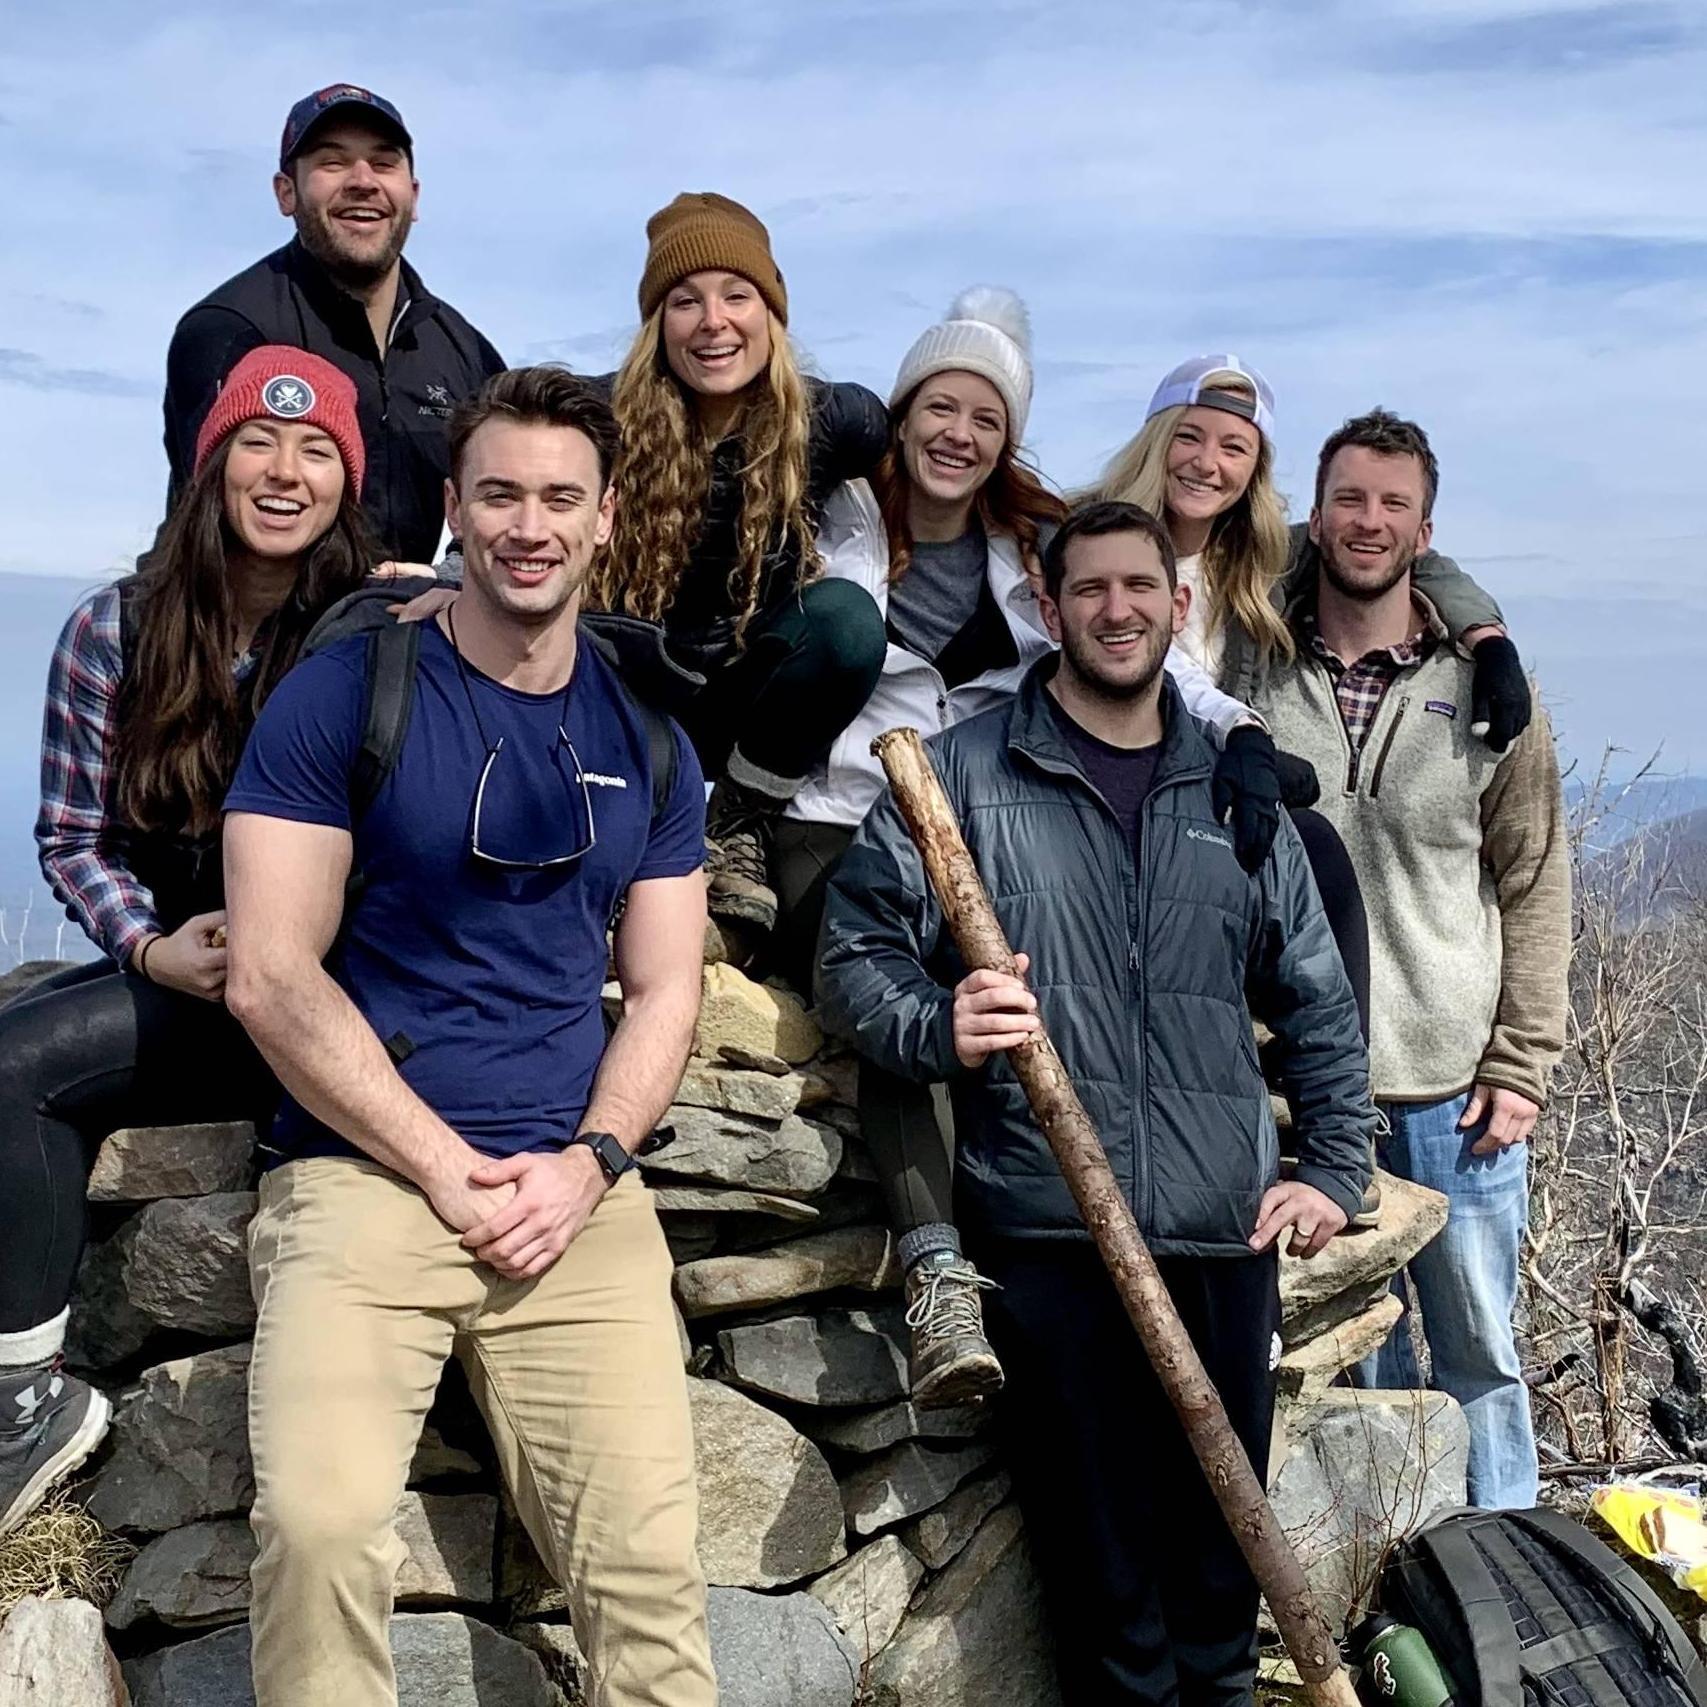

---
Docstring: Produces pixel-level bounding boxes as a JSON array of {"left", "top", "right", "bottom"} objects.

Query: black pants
[
  {"left": 0, "top": 960, "right": 276, "bottom": 1335},
  {"left": 975, "top": 1239, "right": 1280, "bottom": 1706},
  {"left": 1290, "top": 808, "right": 1370, "bottom": 1044},
  {"left": 676, "top": 579, "right": 886, "bottom": 785}
]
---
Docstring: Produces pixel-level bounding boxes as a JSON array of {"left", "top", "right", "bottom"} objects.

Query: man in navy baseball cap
[
  {"left": 278, "top": 83, "right": 414, "bottom": 170},
  {"left": 161, "top": 81, "right": 504, "bottom": 564}
]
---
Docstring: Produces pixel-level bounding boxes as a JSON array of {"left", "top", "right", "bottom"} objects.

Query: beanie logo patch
[{"left": 262, "top": 376, "right": 316, "bottom": 419}]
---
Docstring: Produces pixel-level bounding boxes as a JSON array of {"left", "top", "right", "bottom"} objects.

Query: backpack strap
[
  {"left": 1511, "top": 1509, "right": 1707, "bottom": 1702},
  {"left": 637, "top": 697, "right": 679, "bottom": 822},
  {"left": 1406, "top": 1514, "right": 1523, "bottom": 1704},
  {"left": 352, "top": 621, "right": 422, "bottom": 822},
  {"left": 115, "top": 573, "right": 144, "bottom": 667}
]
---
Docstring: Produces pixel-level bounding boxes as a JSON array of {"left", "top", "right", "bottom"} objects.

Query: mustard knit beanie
[{"left": 638, "top": 192, "right": 788, "bottom": 326}]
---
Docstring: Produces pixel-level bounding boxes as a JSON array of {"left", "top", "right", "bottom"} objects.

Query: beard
[
  {"left": 1057, "top": 618, "right": 1171, "bottom": 704},
  {"left": 1319, "top": 531, "right": 1422, "bottom": 603},
  {"left": 294, "top": 201, "right": 411, "bottom": 290}
]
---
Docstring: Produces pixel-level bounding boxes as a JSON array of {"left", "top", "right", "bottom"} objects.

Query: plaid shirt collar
[{"left": 1303, "top": 597, "right": 1439, "bottom": 753}]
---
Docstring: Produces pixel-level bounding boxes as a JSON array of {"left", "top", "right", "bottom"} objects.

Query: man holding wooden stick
[{"left": 818, "top": 498, "right": 1377, "bottom": 1704}]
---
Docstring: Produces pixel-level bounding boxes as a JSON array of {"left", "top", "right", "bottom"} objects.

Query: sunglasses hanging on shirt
[{"left": 446, "top": 607, "right": 597, "bottom": 872}]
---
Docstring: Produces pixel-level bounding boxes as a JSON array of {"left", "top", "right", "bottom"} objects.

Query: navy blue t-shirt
[{"left": 225, "top": 621, "right": 706, "bottom": 1161}]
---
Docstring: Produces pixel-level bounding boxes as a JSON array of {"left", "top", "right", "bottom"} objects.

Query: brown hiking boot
[
  {"left": 903, "top": 1250, "right": 1004, "bottom": 1408},
  {"left": 705, "top": 779, "right": 779, "bottom": 934}
]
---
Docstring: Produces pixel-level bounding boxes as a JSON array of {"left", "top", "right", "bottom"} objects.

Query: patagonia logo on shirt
[
  {"left": 1186, "top": 827, "right": 1234, "bottom": 852},
  {"left": 580, "top": 772, "right": 629, "bottom": 789},
  {"left": 1425, "top": 700, "right": 1458, "bottom": 719}
]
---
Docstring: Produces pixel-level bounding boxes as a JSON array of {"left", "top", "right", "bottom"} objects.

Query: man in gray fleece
[{"left": 1256, "top": 408, "right": 1569, "bottom": 1509}]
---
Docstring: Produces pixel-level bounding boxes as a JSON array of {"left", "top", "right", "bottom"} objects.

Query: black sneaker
[
  {"left": 903, "top": 1250, "right": 1004, "bottom": 1409},
  {"left": 0, "top": 1362, "right": 111, "bottom": 1537}
]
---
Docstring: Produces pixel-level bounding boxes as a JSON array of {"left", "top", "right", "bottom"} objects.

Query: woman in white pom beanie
[{"left": 771, "top": 289, "right": 1269, "bottom": 1410}]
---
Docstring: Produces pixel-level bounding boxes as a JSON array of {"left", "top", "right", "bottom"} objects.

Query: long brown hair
[
  {"left": 591, "top": 305, "right": 818, "bottom": 642},
  {"left": 874, "top": 383, "right": 1067, "bottom": 586},
  {"left": 1094, "top": 373, "right": 1295, "bottom": 664},
  {"left": 112, "top": 441, "right": 377, "bottom": 834}
]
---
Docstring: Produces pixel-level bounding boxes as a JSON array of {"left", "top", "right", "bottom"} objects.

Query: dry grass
[{"left": 0, "top": 1490, "right": 134, "bottom": 1617}]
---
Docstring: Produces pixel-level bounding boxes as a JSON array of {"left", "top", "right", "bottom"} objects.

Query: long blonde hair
[
  {"left": 1095, "top": 371, "right": 1294, "bottom": 664},
  {"left": 593, "top": 306, "right": 819, "bottom": 642}
]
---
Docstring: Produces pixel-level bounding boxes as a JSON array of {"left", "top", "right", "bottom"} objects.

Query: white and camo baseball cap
[{"left": 1145, "top": 354, "right": 1275, "bottom": 442}]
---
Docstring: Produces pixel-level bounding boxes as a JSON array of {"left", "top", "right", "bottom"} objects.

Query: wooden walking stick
[{"left": 872, "top": 727, "right": 1358, "bottom": 1707}]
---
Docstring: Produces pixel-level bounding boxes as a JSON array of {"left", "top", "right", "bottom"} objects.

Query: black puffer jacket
[
  {"left": 817, "top": 663, "right": 1375, "bottom": 1253},
  {"left": 589, "top": 373, "right": 888, "bottom": 674}
]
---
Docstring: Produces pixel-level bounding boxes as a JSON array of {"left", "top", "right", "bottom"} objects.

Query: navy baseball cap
[{"left": 279, "top": 84, "right": 413, "bottom": 170}]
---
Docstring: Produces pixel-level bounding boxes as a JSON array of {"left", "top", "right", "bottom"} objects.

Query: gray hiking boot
[
  {"left": 0, "top": 1362, "right": 112, "bottom": 1537},
  {"left": 903, "top": 1250, "right": 1004, "bottom": 1409},
  {"left": 705, "top": 778, "right": 779, "bottom": 934}
]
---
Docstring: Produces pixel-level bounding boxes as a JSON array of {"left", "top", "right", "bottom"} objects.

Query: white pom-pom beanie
[{"left": 889, "top": 285, "right": 1034, "bottom": 442}]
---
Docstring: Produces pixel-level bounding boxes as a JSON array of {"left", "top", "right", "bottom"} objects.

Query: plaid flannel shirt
[
  {"left": 1308, "top": 622, "right": 1434, "bottom": 752},
  {"left": 35, "top": 584, "right": 258, "bottom": 965}
]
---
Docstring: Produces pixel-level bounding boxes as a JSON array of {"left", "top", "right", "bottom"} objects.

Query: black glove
[
  {"left": 1274, "top": 750, "right": 1321, "bottom": 811},
  {"left": 1470, "top": 635, "right": 1531, "bottom": 754},
  {"left": 1212, "top": 725, "right": 1282, "bottom": 875}
]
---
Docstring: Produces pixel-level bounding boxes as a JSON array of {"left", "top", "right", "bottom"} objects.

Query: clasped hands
[{"left": 427, "top": 1143, "right": 610, "bottom": 1281}]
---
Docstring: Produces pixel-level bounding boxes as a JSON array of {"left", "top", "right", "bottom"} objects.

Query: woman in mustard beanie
[
  {"left": 0, "top": 345, "right": 383, "bottom": 1536},
  {"left": 587, "top": 192, "right": 889, "bottom": 941}
]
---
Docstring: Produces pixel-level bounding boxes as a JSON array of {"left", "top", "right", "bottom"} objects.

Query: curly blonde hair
[
  {"left": 1094, "top": 371, "right": 1294, "bottom": 665},
  {"left": 592, "top": 306, "right": 819, "bottom": 642}
]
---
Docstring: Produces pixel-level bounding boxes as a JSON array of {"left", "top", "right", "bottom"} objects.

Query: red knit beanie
[{"left": 193, "top": 346, "right": 366, "bottom": 496}]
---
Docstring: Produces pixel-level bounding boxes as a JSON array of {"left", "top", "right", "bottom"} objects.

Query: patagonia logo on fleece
[
  {"left": 1425, "top": 699, "right": 1458, "bottom": 719},
  {"left": 1186, "top": 827, "right": 1234, "bottom": 852}
]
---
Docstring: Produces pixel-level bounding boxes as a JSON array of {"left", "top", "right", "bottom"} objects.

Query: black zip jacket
[
  {"left": 164, "top": 240, "right": 505, "bottom": 563},
  {"left": 816, "top": 662, "right": 1375, "bottom": 1252},
  {"left": 588, "top": 373, "right": 888, "bottom": 675}
]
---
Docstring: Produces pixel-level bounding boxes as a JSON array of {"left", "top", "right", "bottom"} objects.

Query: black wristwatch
[{"left": 571, "top": 1131, "right": 636, "bottom": 1185}]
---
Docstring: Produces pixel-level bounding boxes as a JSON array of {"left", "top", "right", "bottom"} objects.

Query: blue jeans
[{"left": 1356, "top": 1092, "right": 1539, "bottom": 1509}]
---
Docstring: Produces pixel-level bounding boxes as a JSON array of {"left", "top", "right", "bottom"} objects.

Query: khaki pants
[{"left": 246, "top": 1156, "right": 715, "bottom": 1707}]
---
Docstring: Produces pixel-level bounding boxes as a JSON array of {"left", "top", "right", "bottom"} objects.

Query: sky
[{"left": 0, "top": 0, "right": 1703, "bottom": 943}]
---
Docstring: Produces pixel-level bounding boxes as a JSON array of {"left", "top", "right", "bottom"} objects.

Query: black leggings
[
  {"left": 0, "top": 960, "right": 276, "bottom": 1334},
  {"left": 773, "top": 805, "right": 1373, "bottom": 1241}
]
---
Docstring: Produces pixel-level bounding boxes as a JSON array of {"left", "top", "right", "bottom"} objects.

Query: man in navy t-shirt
[{"left": 223, "top": 367, "right": 715, "bottom": 1707}]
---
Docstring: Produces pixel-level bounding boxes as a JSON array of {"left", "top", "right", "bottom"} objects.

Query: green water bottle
[{"left": 1351, "top": 1614, "right": 1457, "bottom": 1706}]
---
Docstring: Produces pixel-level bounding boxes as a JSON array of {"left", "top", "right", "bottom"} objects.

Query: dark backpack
[
  {"left": 1380, "top": 1506, "right": 1707, "bottom": 1707},
  {"left": 301, "top": 578, "right": 699, "bottom": 823}
]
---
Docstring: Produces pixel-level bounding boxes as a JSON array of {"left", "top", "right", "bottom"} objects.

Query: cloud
[{"left": 0, "top": 348, "right": 151, "bottom": 398}]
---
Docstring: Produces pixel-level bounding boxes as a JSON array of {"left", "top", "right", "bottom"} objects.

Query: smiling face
[
  {"left": 1310, "top": 444, "right": 1434, "bottom": 602},
  {"left": 447, "top": 417, "right": 616, "bottom": 626},
  {"left": 1163, "top": 404, "right": 1261, "bottom": 532},
  {"left": 660, "top": 271, "right": 773, "bottom": 401},
  {"left": 1041, "top": 529, "right": 1187, "bottom": 702},
  {"left": 274, "top": 119, "right": 418, "bottom": 285},
  {"left": 220, "top": 419, "right": 346, "bottom": 559},
  {"left": 897, "top": 371, "right": 1008, "bottom": 509}
]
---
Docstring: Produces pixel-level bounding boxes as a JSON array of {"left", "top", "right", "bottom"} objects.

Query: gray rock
[
  {"left": 1279, "top": 1173, "right": 1445, "bottom": 1342},
  {"left": 707, "top": 1587, "right": 859, "bottom": 1707},
  {"left": 841, "top": 1440, "right": 999, "bottom": 1537},
  {"left": 675, "top": 1063, "right": 807, "bottom": 1121},
  {"left": 67, "top": 1219, "right": 155, "bottom": 1370},
  {"left": 124, "top": 1193, "right": 256, "bottom": 1337},
  {"left": 865, "top": 1503, "right": 1062, "bottom": 1707},
  {"left": 717, "top": 1306, "right": 909, "bottom": 1407},
  {"left": 507, "top": 1621, "right": 586, "bottom": 1701},
  {"left": 900, "top": 1469, "right": 1012, "bottom": 1569},
  {"left": 1268, "top": 1388, "right": 1469, "bottom": 1634},
  {"left": 88, "top": 1343, "right": 254, "bottom": 1533},
  {"left": 689, "top": 1378, "right": 846, "bottom": 1588},
  {"left": 799, "top": 1400, "right": 986, "bottom": 1456},
  {"left": 715, "top": 1045, "right": 792, "bottom": 1075},
  {"left": 107, "top": 1492, "right": 498, "bottom": 1630},
  {"left": 0, "top": 960, "right": 74, "bottom": 1005},
  {"left": 807, "top": 1534, "right": 924, "bottom": 1665},
  {"left": 650, "top": 1185, "right": 820, "bottom": 1223},
  {"left": 88, "top": 1123, "right": 255, "bottom": 1202},
  {"left": 123, "top": 1612, "right": 565, "bottom": 1706},
  {"left": 675, "top": 1226, "right": 897, "bottom": 1320},
  {"left": 645, "top": 1106, "right": 842, "bottom": 1196},
  {"left": 0, "top": 1595, "right": 129, "bottom": 1704}
]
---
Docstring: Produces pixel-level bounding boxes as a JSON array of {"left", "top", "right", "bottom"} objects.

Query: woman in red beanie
[{"left": 0, "top": 346, "right": 379, "bottom": 1536}]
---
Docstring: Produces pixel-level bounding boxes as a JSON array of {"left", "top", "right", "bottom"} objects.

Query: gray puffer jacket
[{"left": 816, "top": 662, "right": 1376, "bottom": 1253}]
